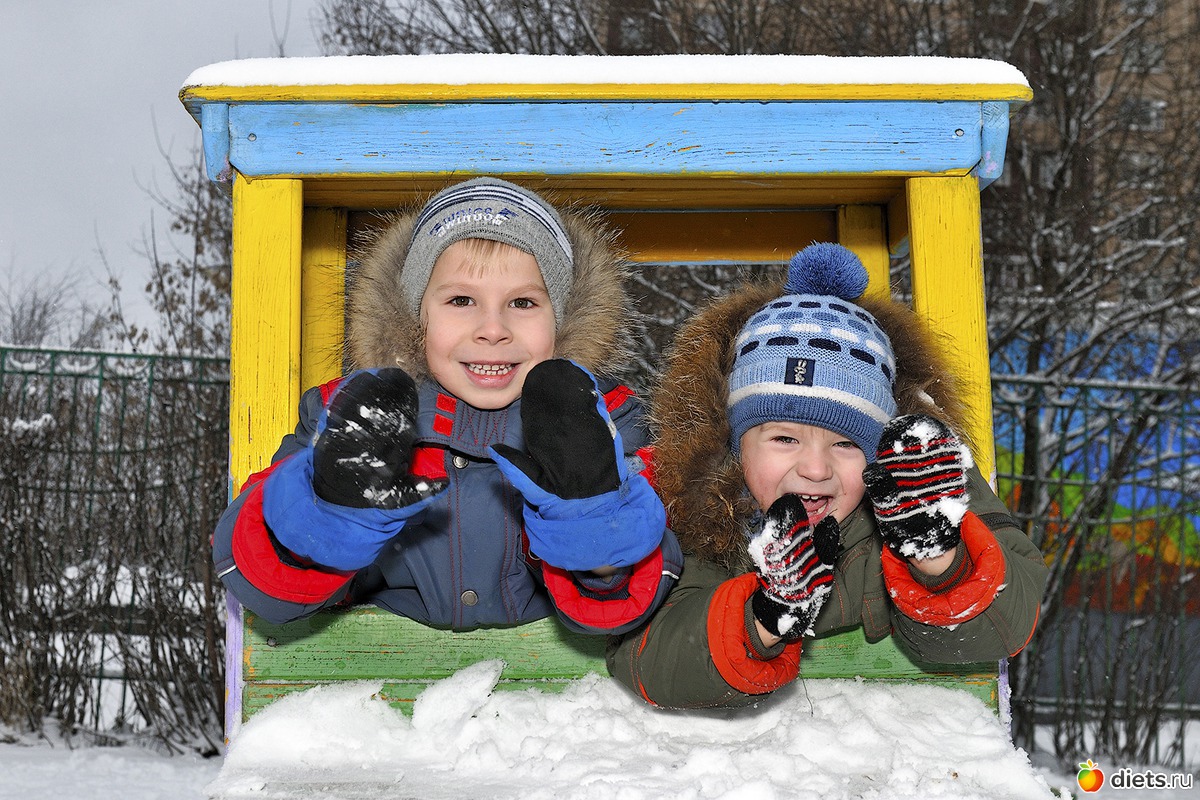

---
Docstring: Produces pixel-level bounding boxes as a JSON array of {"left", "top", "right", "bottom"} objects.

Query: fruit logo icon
[{"left": 1077, "top": 759, "right": 1104, "bottom": 793}]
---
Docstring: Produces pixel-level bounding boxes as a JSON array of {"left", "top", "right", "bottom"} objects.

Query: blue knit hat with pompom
[{"left": 727, "top": 243, "right": 897, "bottom": 460}]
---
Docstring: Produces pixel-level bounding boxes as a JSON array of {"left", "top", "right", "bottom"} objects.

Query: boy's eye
[
  {"left": 833, "top": 439, "right": 861, "bottom": 450},
  {"left": 510, "top": 297, "right": 538, "bottom": 309},
  {"left": 772, "top": 435, "right": 798, "bottom": 445},
  {"left": 449, "top": 296, "right": 473, "bottom": 307}
]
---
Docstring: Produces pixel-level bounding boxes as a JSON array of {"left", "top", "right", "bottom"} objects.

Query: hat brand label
[
  {"left": 429, "top": 206, "right": 518, "bottom": 237},
  {"left": 784, "top": 357, "right": 815, "bottom": 386}
]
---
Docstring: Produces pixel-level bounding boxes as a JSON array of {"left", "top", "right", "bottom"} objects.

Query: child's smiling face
[
  {"left": 420, "top": 239, "right": 557, "bottom": 410},
  {"left": 739, "top": 421, "right": 867, "bottom": 524}
]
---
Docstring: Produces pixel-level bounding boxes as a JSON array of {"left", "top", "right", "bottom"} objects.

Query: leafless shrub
[{"left": 0, "top": 349, "right": 228, "bottom": 753}]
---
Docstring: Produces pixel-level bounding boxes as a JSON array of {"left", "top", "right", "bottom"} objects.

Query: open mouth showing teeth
[
  {"left": 795, "top": 494, "right": 830, "bottom": 516},
  {"left": 467, "top": 363, "right": 514, "bottom": 376}
]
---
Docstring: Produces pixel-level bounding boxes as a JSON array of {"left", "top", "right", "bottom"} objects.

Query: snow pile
[{"left": 211, "top": 660, "right": 1065, "bottom": 799}]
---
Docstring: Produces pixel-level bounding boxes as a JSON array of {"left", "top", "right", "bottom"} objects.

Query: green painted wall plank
[
  {"left": 241, "top": 607, "right": 998, "bottom": 720},
  {"left": 245, "top": 609, "right": 606, "bottom": 682},
  {"left": 802, "top": 628, "right": 995, "bottom": 679}
]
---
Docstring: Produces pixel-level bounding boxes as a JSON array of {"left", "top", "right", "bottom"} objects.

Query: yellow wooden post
[
  {"left": 837, "top": 205, "right": 891, "bottom": 301},
  {"left": 301, "top": 209, "right": 348, "bottom": 390},
  {"left": 229, "top": 175, "right": 303, "bottom": 491},
  {"left": 905, "top": 176, "right": 996, "bottom": 482}
]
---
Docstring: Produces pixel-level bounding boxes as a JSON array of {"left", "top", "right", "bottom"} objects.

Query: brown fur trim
[
  {"left": 649, "top": 281, "right": 782, "bottom": 570},
  {"left": 345, "top": 213, "right": 426, "bottom": 375},
  {"left": 552, "top": 208, "right": 638, "bottom": 376},
  {"left": 650, "top": 279, "right": 971, "bottom": 569},
  {"left": 343, "top": 189, "right": 638, "bottom": 380}
]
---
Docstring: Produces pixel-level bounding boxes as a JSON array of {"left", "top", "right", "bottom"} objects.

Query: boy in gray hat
[
  {"left": 608, "top": 242, "right": 1047, "bottom": 708},
  {"left": 212, "top": 177, "right": 681, "bottom": 635}
]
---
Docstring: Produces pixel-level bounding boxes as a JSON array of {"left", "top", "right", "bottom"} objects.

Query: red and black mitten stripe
[
  {"left": 748, "top": 495, "right": 839, "bottom": 641},
  {"left": 864, "top": 414, "right": 970, "bottom": 560}
]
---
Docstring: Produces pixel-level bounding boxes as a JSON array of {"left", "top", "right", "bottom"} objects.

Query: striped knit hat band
[
  {"left": 401, "top": 177, "right": 574, "bottom": 323},
  {"left": 727, "top": 243, "right": 897, "bottom": 460}
]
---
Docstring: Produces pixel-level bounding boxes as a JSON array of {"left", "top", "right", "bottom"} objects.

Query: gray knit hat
[
  {"left": 727, "top": 243, "right": 897, "bottom": 460},
  {"left": 401, "top": 177, "right": 574, "bottom": 323}
]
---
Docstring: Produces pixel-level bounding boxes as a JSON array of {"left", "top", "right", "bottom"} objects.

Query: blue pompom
[{"left": 785, "top": 243, "right": 869, "bottom": 300}]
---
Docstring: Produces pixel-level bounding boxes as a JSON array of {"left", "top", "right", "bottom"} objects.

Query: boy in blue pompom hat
[
  {"left": 608, "top": 242, "right": 1048, "bottom": 708},
  {"left": 211, "top": 177, "right": 681, "bottom": 635}
]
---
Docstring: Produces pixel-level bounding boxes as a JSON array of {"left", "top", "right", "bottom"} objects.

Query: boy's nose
[
  {"left": 473, "top": 308, "right": 512, "bottom": 343},
  {"left": 791, "top": 448, "right": 833, "bottom": 481}
]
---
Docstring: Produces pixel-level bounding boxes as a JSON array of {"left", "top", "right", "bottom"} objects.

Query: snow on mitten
[
  {"left": 312, "top": 368, "right": 446, "bottom": 509},
  {"left": 862, "top": 414, "right": 971, "bottom": 560},
  {"left": 748, "top": 494, "right": 840, "bottom": 642}
]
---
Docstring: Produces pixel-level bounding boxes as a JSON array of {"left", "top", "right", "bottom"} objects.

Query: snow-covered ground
[{"left": 2, "top": 663, "right": 1195, "bottom": 799}]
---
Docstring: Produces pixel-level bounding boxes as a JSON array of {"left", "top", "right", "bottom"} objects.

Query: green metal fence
[
  {"left": 0, "top": 346, "right": 229, "bottom": 751},
  {"left": 994, "top": 374, "right": 1199, "bottom": 768}
]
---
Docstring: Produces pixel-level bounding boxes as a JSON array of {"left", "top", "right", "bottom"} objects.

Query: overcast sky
[{"left": 0, "top": 0, "right": 326, "bottom": 334}]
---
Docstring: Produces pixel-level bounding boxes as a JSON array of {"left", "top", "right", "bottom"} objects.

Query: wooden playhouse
[{"left": 179, "top": 53, "right": 1031, "bottom": 740}]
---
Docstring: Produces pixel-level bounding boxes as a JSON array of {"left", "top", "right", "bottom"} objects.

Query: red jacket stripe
[
  {"left": 230, "top": 482, "right": 354, "bottom": 604},
  {"left": 636, "top": 445, "right": 659, "bottom": 491},
  {"left": 410, "top": 445, "right": 448, "bottom": 481},
  {"left": 318, "top": 376, "right": 344, "bottom": 405},
  {"left": 603, "top": 384, "right": 635, "bottom": 413}
]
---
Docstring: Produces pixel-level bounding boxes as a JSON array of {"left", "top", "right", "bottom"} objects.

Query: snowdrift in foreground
[{"left": 210, "top": 660, "right": 1066, "bottom": 800}]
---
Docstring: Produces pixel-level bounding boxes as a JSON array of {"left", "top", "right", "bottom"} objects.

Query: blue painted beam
[
  {"left": 219, "top": 100, "right": 986, "bottom": 178},
  {"left": 975, "top": 101, "right": 1011, "bottom": 190},
  {"left": 200, "top": 103, "right": 231, "bottom": 183}
]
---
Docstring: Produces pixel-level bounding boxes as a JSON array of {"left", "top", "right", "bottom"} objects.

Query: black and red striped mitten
[
  {"left": 749, "top": 494, "right": 841, "bottom": 642},
  {"left": 862, "top": 414, "right": 971, "bottom": 561}
]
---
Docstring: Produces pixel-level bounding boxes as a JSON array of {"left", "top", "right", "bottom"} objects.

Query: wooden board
[{"left": 239, "top": 606, "right": 998, "bottom": 720}]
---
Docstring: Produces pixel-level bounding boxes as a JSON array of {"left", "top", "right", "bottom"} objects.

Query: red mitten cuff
[
  {"left": 708, "top": 573, "right": 801, "bottom": 695},
  {"left": 882, "top": 511, "right": 1006, "bottom": 626},
  {"left": 543, "top": 549, "right": 664, "bottom": 630}
]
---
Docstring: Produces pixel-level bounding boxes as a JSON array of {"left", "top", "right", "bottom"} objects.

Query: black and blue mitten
[
  {"left": 489, "top": 359, "right": 666, "bottom": 571},
  {"left": 264, "top": 368, "right": 446, "bottom": 571},
  {"left": 749, "top": 494, "right": 840, "bottom": 642},
  {"left": 862, "top": 414, "right": 971, "bottom": 561}
]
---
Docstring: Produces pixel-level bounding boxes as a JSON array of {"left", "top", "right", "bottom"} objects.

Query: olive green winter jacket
[
  {"left": 605, "top": 273, "right": 1048, "bottom": 710},
  {"left": 606, "top": 466, "right": 1048, "bottom": 709}
]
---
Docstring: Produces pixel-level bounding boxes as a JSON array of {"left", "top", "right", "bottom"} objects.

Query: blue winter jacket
[{"left": 212, "top": 377, "right": 682, "bottom": 634}]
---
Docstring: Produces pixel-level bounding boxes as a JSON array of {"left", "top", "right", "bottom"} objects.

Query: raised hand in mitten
[
  {"left": 749, "top": 494, "right": 841, "bottom": 642},
  {"left": 489, "top": 359, "right": 665, "bottom": 571},
  {"left": 862, "top": 414, "right": 971, "bottom": 561},
  {"left": 312, "top": 368, "right": 446, "bottom": 509},
  {"left": 491, "top": 359, "right": 620, "bottom": 500}
]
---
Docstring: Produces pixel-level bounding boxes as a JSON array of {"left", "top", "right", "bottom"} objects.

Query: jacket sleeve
[
  {"left": 884, "top": 465, "right": 1049, "bottom": 662},
  {"left": 211, "top": 380, "right": 361, "bottom": 625},
  {"left": 544, "top": 386, "right": 682, "bottom": 635},
  {"left": 606, "top": 556, "right": 802, "bottom": 709}
]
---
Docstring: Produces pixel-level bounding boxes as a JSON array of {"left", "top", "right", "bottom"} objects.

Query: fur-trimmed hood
[
  {"left": 650, "top": 277, "right": 970, "bottom": 570},
  {"left": 345, "top": 193, "right": 637, "bottom": 380}
]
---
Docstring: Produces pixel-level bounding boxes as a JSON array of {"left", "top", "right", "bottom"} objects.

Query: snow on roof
[{"left": 181, "top": 53, "right": 1028, "bottom": 90}]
